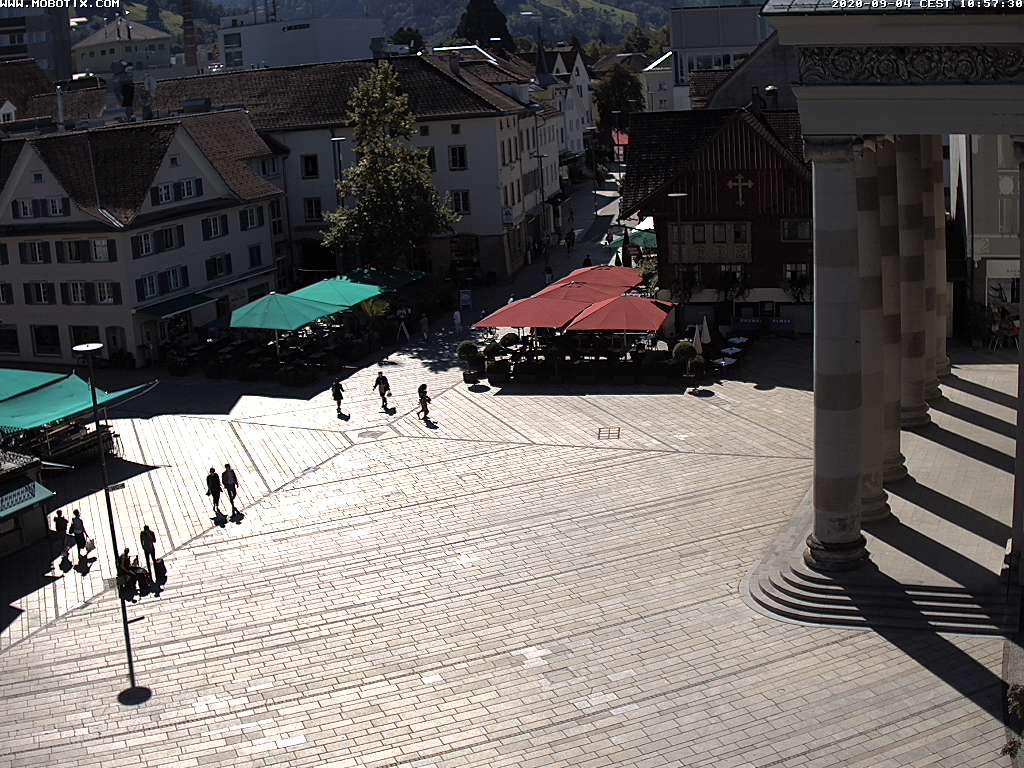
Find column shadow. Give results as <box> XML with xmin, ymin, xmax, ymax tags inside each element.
<box><xmin>886</xmin><ymin>478</ymin><xmax>1011</xmax><ymax>548</ymax></box>
<box><xmin>0</xmin><ymin>537</ymin><xmax>60</xmax><ymax>634</ymax></box>
<box><xmin>942</xmin><ymin>374</ymin><xmax>1018</xmax><ymax>412</ymax></box>
<box><xmin>915</xmin><ymin>422</ymin><xmax>1014</xmax><ymax>474</ymax></box>
<box><xmin>929</xmin><ymin>398</ymin><xmax>1017</xmax><ymax>440</ymax></box>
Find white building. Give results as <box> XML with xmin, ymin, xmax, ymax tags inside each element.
<box><xmin>668</xmin><ymin>0</ymin><xmax>771</xmax><ymax>110</ymax></box>
<box><xmin>0</xmin><ymin>110</ymin><xmax>286</xmax><ymax>367</ymax></box>
<box><xmin>640</xmin><ymin>51</ymin><xmax>676</xmax><ymax>113</ymax></box>
<box><xmin>72</xmin><ymin>18</ymin><xmax>171</xmax><ymax>77</ymax></box>
<box><xmin>156</xmin><ymin>55</ymin><xmax>563</xmax><ymax>282</ymax></box>
<box><xmin>218</xmin><ymin>14</ymin><xmax>384</xmax><ymax>70</ymax></box>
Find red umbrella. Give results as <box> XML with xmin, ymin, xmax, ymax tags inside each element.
<box><xmin>553</xmin><ymin>266</ymin><xmax>642</xmax><ymax>290</ymax></box>
<box><xmin>474</xmin><ymin>296</ymin><xmax>591</xmax><ymax>329</ymax></box>
<box><xmin>564</xmin><ymin>295</ymin><xmax>674</xmax><ymax>333</ymax></box>
<box><xmin>535</xmin><ymin>280</ymin><xmax>624</xmax><ymax>303</ymax></box>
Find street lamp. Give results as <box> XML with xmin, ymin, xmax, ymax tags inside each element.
<box><xmin>72</xmin><ymin>342</ymin><xmax>149</xmax><ymax>705</ymax></box>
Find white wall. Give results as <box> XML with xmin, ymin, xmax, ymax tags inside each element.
<box><xmin>219</xmin><ymin>17</ymin><xmax>383</xmax><ymax>69</ymax></box>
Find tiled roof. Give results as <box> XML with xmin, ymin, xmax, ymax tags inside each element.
<box><xmin>762</xmin><ymin>0</ymin><xmax>1011</xmax><ymax>11</ymax></box>
<box><xmin>155</xmin><ymin>55</ymin><xmax>525</xmax><ymax>132</ymax></box>
<box><xmin>24</xmin><ymin>87</ymin><xmax>107</xmax><ymax>122</ymax></box>
<box><xmin>180</xmin><ymin>111</ymin><xmax>280</xmax><ymax>202</ymax></box>
<box><xmin>0</xmin><ymin>59</ymin><xmax>52</xmax><ymax>113</ymax></box>
<box><xmin>460</xmin><ymin>59</ymin><xmax>529</xmax><ymax>85</ymax></box>
<box><xmin>758</xmin><ymin>110</ymin><xmax>804</xmax><ymax>161</ymax></box>
<box><xmin>73</xmin><ymin>19</ymin><xmax>170</xmax><ymax>50</ymax></box>
<box><xmin>592</xmin><ymin>53</ymin><xmax>652</xmax><ymax>73</ymax></box>
<box><xmin>688</xmin><ymin>70</ymin><xmax>733</xmax><ymax>102</ymax></box>
<box><xmin>0</xmin><ymin>139</ymin><xmax>24</xmax><ymax>191</ymax></box>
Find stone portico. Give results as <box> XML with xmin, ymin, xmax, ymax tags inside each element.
<box><xmin>750</xmin><ymin>4</ymin><xmax>1024</xmax><ymax>623</ymax></box>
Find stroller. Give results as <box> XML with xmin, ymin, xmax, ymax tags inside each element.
<box><xmin>118</xmin><ymin>557</ymin><xmax>155</xmax><ymax>600</ymax></box>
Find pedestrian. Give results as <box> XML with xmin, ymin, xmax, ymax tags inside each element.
<box><xmin>582</xmin><ymin>254</ymin><xmax>593</xmax><ymax>267</ymax></box>
<box><xmin>565</xmin><ymin>229</ymin><xmax>576</xmax><ymax>254</ymax></box>
<box><xmin>416</xmin><ymin>383</ymin><xmax>431</xmax><ymax>421</ymax></box>
<box><xmin>452</xmin><ymin>308</ymin><xmax>462</xmax><ymax>335</ymax></box>
<box><xmin>53</xmin><ymin>509</ymin><xmax>68</xmax><ymax>556</ymax></box>
<box><xmin>568</xmin><ymin>208</ymin><xmax>575</xmax><ymax>227</ymax></box>
<box><xmin>331</xmin><ymin>377</ymin><xmax>345</xmax><ymax>416</ymax></box>
<box><xmin>222</xmin><ymin>463</ymin><xmax>239</xmax><ymax>514</ymax></box>
<box><xmin>419</xmin><ymin>312</ymin><xmax>429</xmax><ymax>341</ymax></box>
<box><xmin>372</xmin><ymin>369</ymin><xmax>391</xmax><ymax>411</ymax></box>
<box><xmin>139</xmin><ymin>525</ymin><xmax>157</xmax><ymax>576</ymax></box>
<box><xmin>206</xmin><ymin>467</ymin><xmax>222</xmax><ymax>514</ymax></box>
<box><xmin>70</xmin><ymin>509</ymin><xmax>87</xmax><ymax>557</ymax></box>
<box><xmin>544</xmin><ymin>265</ymin><xmax>553</xmax><ymax>285</ymax></box>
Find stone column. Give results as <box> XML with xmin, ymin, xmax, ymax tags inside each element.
<box><xmin>878</xmin><ymin>140</ymin><xmax>908</xmax><ymax>482</ymax></box>
<box><xmin>805</xmin><ymin>136</ymin><xmax>868</xmax><ymax>571</ymax></box>
<box><xmin>932</xmin><ymin>135</ymin><xmax>951</xmax><ymax>377</ymax></box>
<box><xmin>856</xmin><ymin>141</ymin><xmax>889</xmax><ymax>521</ymax></box>
<box><xmin>920</xmin><ymin>137</ymin><xmax>941</xmax><ymax>401</ymax></box>
<box><xmin>896</xmin><ymin>136</ymin><xmax>931</xmax><ymax>428</ymax></box>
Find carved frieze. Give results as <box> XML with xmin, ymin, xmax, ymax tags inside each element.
<box><xmin>799</xmin><ymin>46</ymin><xmax>1024</xmax><ymax>86</ymax></box>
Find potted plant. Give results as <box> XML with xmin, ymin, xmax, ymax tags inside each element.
<box><xmin>499</xmin><ymin>332</ymin><xmax>520</xmax><ymax>349</ymax></box>
<box><xmin>457</xmin><ymin>341</ymin><xmax>483</xmax><ymax>383</ymax></box>
<box><xmin>688</xmin><ymin>354</ymin><xmax>706</xmax><ymax>383</ymax></box>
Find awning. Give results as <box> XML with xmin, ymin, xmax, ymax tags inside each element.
<box><xmin>230</xmin><ymin>292</ymin><xmax>340</xmax><ymax>331</ymax></box>
<box><xmin>137</xmin><ymin>293</ymin><xmax>216</xmax><ymax>320</ymax></box>
<box><xmin>0</xmin><ymin>480</ymin><xmax>55</xmax><ymax>520</ymax></box>
<box><xmin>0</xmin><ymin>373</ymin><xmax>157</xmax><ymax>434</ymax></box>
<box><xmin>474</xmin><ymin>296</ymin><xmax>591</xmax><ymax>330</ymax></box>
<box><xmin>290</xmin><ymin>278</ymin><xmax>384</xmax><ymax>308</ymax></box>
<box><xmin>565</xmin><ymin>295</ymin><xmax>674</xmax><ymax>333</ymax></box>
<box><xmin>0</xmin><ymin>369</ymin><xmax>65</xmax><ymax>402</ymax></box>
<box><xmin>553</xmin><ymin>266</ymin><xmax>643</xmax><ymax>291</ymax></box>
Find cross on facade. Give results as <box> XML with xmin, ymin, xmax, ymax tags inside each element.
<box><xmin>727</xmin><ymin>174</ymin><xmax>754</xmax><ymax>207</ymax></box>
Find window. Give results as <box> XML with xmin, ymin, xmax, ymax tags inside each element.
<box><xmin>169</xmin><ymin>155</ymin><xmax>180</xmax><ymax>167</ymax></box>
<box><xmin>96</xmin><ymin>281</ymin><xmax>118</xmax><ymax>304</ymax></box>
<box><xmin>781</xmin><ymin>219</ymin><xmax>812</xmax><ymax>242</ymax></box>
<box><xmin>500</xmin><ymin>142</ymin><xmax>506</xmax><ymax>166</ymax></box>
<box><xmin>712</xmin><ymin>223</ymin><xmax>727</xmax><ymax>244</ymax></box>
<box><xmin>258</xmin><ymin>157</ymin><xmax>277</xmax><ymax>176</ymax></box>
<box><xmin>239</xmin><ymin>206</ymin><xmax>264</xmax><ymax>230</ymax></box>
<box><xmin>998</xmin><ymin>197</ymin><xmax>1019</xmax><ymax>235</ymax></box>
<box><xmin>225</xmin><ymin>50</ymin><xmax>243</xmax><ymax>67</ymax></box>
<box><xmin>692</xmin><ymin>224</ymin><xmax>706</xmax><ymax>244</ymax></box>
<box><xmin>732</xmin><ymin>223</ymin><xmax>748</xmax><ymax>244</ymax></box>
<box><xmin>301</xmin><ymin>154</ymin><xmax>319</xmax><ymax>179</ymax></box>
<box><xmin>25</xmin><ymin>282</ymin><xmax>54</xmax><ymax>304</ymax></box>
<box><xmin>202</xmin><ymin>215</ymin><xmax>228</xmax><ymax>240</ymax></box>
<box><xmin>32</xmin><ymin>172</ymin><xmax>42</xmax><ymax>184</ymax></box>
<box><xmin>449</xmin><ymin>146</ymin><xmax>467</xmax><ymax>171</ymax></box>
<box><xmin>166</xmin><ymin>268</ymin><xmax>182</xmax><ymax>292</ymax></box>
<box><xmin>0</xmin><ymin>325</ymin><xmax>17</xmax><ymax>354</ymax></box>
<box><xmin>0</xmin><ymin>283</ymin><xmax>11</xmax><ymax>304</ymax></box>
<box><xmin>249</xmin><ymin>244</ymin><xmax>262</xmax><ymax>267</ymax></box>
<box><xmin>720</xmin><ymin>263</ymin><xmax>744</xmax><ymax>281</ymax></box>
<box><xmin>31</xmin><ymin>325</ymin><xmax>60</xmax><ymax>356</ymax></box>
<box><xmin>304</xmin><ymin>198</ymin><xmax>323</xmax><ymax>222</ymax></box>
<box><xmin>451</xmin><ymin>123</ymin><xmax>461</xmax><ymax>135</ymax></box>
<box><xmin>20</xmin><ymin>241</ymin><xmax>50</xmax><ymax>264</ymax></box>
<box><xmin>12</xmin><ymin>199</ymin><xmax>31</xmax><ymax>218</ymax></box>
<box><xmin>141</xmin><ymin>274</ymin><xmax>158</xmax><ymax>299</ymax></box>
<box><xmin>205</xmin><ymin>254</ymin><xmax>231</xmax><ymax>280</ymax></box>
<box><xmin>784</xmin><ymin>262</ymin><xmax>810</xmax><ymax>283</ymax></box>
<box><xmin>270</xmin><ymin>199</ymin><xmax>283</xmax><ymax>236</ymax></box>
<box><xmin>224</xmin><ymin>32</ymin><xmax>241</xmax><ymax>46</ymax></box>
<box><xmin>68</xmin><ymin>281</ymin><xmax>87</xmax><ymax>304</ymax></box>
<box><xmin>425</xmin><ymin>147</ymin><xmax>435</xmax><ymax>172</ymax></box>
<box><xmin>419</xmin><ymin>125</ymin><xmax>429</xmax><ymax>136</ymax></box>
<box><xmin>450</xmin><ymin>190</ymin><xmax>470</xmax><ymax>215</ymax></box>
<box><xmin>138</xmin><ymin>232</ymin><xmax>153</xmax><ymax>256</ymax></box>
<box><xmin>91</xmin><ymin>239</ymin><xmax>110</xmax><ymax>261</ymax></box>
<box><xmin>70</xmin><ymin>326</ymin><xmax>100</xmax><ymax>347</ymax></box>
<box><xmin>157</xmin><ymin>184</ymin><xmax>173</xmax><ymax>204</ymax></box>
<box><xmin>181</xmin><ymin>178</ymin><xmax>198</xmax><ymax>199</ymax></box>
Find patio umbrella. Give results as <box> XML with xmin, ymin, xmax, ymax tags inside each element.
<box><xmin>701</xmin><ymin>315</ymin><xmax>712</xmax><ymax>345</ymax></box>
<box><xmin>605</xmin><ymin>230</ymin><xmax>658</xmax><ymax>250</ymax></box>
<box><xmin>474</xmin><ymin>296</ymin><xmax>591</xmax><ymax>330</ymax></box>
<box><xmin>693</xmin><ymin>326</ymin><xmax>704</xmax><ymax>357</ymax></box>
<box><xmin>230</xmin><ymin>292</ymin><xmax>341</xmax><ymax>356</ymax></box>
<box><xmin>564</xmin><ymin>295</ymin><xmax>674</xmax><ymax>333</ymax></box>
<box><xmin>535</xmin><ymin>281</ymin><xmax>624</xmax><ymax>304</ymax></box>
<box><xmin>290</xmin><ymin>277</ymin><xmax>384</xmax><ymax>308</ymax></box>
<box><xmin>553</xmin><ymin>266</ymin><xmax>643</xmax><ymax>291</ymax></box>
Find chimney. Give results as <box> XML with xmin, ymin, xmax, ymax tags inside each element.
<box><xmin>448</xmin><ymin>54</ymin><xmax>460</xmax><ymax>79</ymax></box>
<box><xmin>55</xmin><ymin>85</ymin><xmax>64</xmax><ymax>128</ymax></box>
<box><xmin>764</xmin><ymin>84</ymin><xmax>779</xmax><ymax>110</ymax></box>
<box><xmin>183</xmin><ymin>0</ymin><xmax>197</xmax><ymax>67</ymax></box>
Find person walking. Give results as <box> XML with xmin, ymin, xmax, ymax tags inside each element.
<box><xmin>53</xmin><ymin>510</ymin><xmax>68</xmax><ymax>557</ymax></box>
<box><xmin>206</xmin><ymin>467</ymin><xmax>222</xmax><ymax>515</ymax></box>
<box><xmin>582</xmin><ymin>254</ymin><xmax>593</xmax><ymax>267</ymax></box>
<box><xmin>139</xmin><ymin>525</ymin><xmax>157</xmax><ymax>577</ymax></box>
<box><xmin>416</xmin><ymin>384</ymin><xmax>431</xmax><ymax>421</ymax></box>
<box><xmin>452</xmin><ymin>308</ymin><xmax>462</xmax><ymax>335</ymax></box>
<box><xmin>544</xmin><ymin>264</ymin><xmax>554</xmax><ymax>285</ymax></box>
<box><xmin>565</xmin><ymin>228</ymin><xmax>576</xmax><ymax>254</ymax></box>
<box><xmin>70</xmin><ymin>510</ymin><xmax>87</xmax><ymax>558</ymax></box>
<box><xmin>331</xmin><ymin>378</ymin><xmax>345</xmax><ymax>417</ymax></box>
<box><xmin>419</xmin><ymin>313</ymin><xmax>429</xmax><ymax>341</ymax></box>
<box><xmin>372</xmin><ymin>370</ymin><xmax>391</xmax><ymax>411</ymax></box>
<box><xmin>222</xmin><ymin>464</ymin><xmax>239</xmax><ymax>514</ymax></box>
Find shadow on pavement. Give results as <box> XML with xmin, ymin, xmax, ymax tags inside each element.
<box><xmin>942</xmin><ymin>373</ymin><xmax>1018</xmax><ymax>412</ymax></box>
<box><xmin>887</xmin><ymin>478</ymin><xmax>1011</xmax><ymax>548</ymax></box>
<box><xmin>0</xmin><ymin>537</ymin><xmax>61</xmax><ymax>635</ymax></box>
<box><xmin>42</xmin><ymin>457</ymin><xmax>162</xmax><ymax>509</ymax></box>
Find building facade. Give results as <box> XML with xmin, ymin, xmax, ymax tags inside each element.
<box><xmin>72</xmin><ymin>19</ymin><xmax>172</xmax><ymax>76</ymax></box>
<box><xmin>0</xmin><ymin>111</ymin><xmax>285</xmax><ymax>367</ymax></box>
<box><xmin>0</xmin><ymin>7</ymin><xmax>71</xmax><ymax>81</ymax></box>
<box><xmin>218</xmin><ymin>14</ymin><xmax>384</xmax><ymax>70</ymax></box>
<box><xmin>640</xmin><ymin>52</ymin><xmax>676</xmax><ymax>113</ymax></box>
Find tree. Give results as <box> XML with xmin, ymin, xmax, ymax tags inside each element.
<box><xmin>391</xmin><ymin>26</ymin><xmax>425</xmax><ymax>54</ymax></box>
<box><xmin>455</xmin><ymin>0</ymin><xmax>514</xmax><ymax>51</ymax></box>
<box><xmin>145</xmin><ymin>0</ymin><xmax>161</xmax><ymax>24</ymax></box>
<box><xmin>593</xmin><ymin>63</ymin><xmax>644</xmax><ymax>142</ymax></box>
<box><xmin>623</xmin><ymin>25</ymin><xmax>651</xmax><ymax>54</ymax></box>
<box><xmin>321</xmin><ymin>63</ymin><xmax>456</xmax><ymax>271</ymax></box>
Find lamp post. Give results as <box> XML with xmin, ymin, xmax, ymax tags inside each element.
<box><xmin>72</xmin><ymin>342</ymin><xmax>149</xmax><ymax>705</ymax></box>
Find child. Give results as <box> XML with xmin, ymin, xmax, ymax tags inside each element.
<box><xmin>417</xmin><ymin>384</ymin><xmax>431</xmax><ymax>421</ymax></box>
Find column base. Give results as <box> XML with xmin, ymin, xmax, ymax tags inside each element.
<box><xmin>924</xmin><ymin>380</ymin><xmax>943</xmax><ymax>402</ymax></box>
<box><xmin>804</xmin><ymin>534</ymin><xmax>868</xmax><ymax>572</ymax></box>
<box><xmin>861</xmin><ymin>491</ymin><xmax>891</xmax><ymax>523</ymax></box>
<box><xmin>936</xmin><ymin>356</ymin><xmax>951</xmax><ymax>377</ymax></box>
<box><xmin>883</xmin><ymin>454</ymin><xmax>909</xmax><ymax>484</ymax></box>
<box><xmin>900</xmin><ymin>404</ymin><xmax>931</xmax><ymax>429</ymax></box>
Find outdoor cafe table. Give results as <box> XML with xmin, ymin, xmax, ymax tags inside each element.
<box><xmin>714</xmin><ymin>357</ymin><xmax>737</xmax><ymax>368</ymax></box>
<box><xmin>720</xmin><ymin>347</ymin><xmax>743</xmax><ymax>356</ymax></box>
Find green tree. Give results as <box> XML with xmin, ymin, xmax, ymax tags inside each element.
<box><xmin>593</xmin><ymin>63</ymin><xmax>644</xmax><ymax>141</ymax></box>
<box><xmin>391</xmin><ymin>26</ymin><xmax>425</xmax><ymax>53</ymax></box>
<box><xmin>321</xmin><ymin>62</ymin><xmax>456</xmax><ymax>270</ymax></box>
<box><xmin>455</xmin><ymin>0</ymin><xmax>514</xmax><ymax>50</ymax></box>
<box><xmin>623</xmin><ymin>25</ymin><xmax>651</xmax><ymax>54</ymax></box>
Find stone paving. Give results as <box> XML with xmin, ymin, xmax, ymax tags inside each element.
<box><xmin>0</xmin><ymin>331</ymin><xmax>1017</xmax><ymax>767</ymax></box>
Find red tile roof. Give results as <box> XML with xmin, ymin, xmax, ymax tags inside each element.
<box><xmin>0</xmin><ymin>59</ymin><xmax>53</xmax><ymax>114</ymax></box>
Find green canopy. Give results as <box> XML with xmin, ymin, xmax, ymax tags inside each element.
<box><xmin>606</xmin><ymin>230</ymin><xmax>658</xmax><ymax>250</ymax></box>
<box><xmin>230</xmin><ymin>292</ymin><xmax>341</xmax><ymax>331</ymax></box>
<box><xmin>0</xmin><ymin>373</ymin><xmax>155</xmax><ymax>434</ymax></box>
<box><xmin>289</xmin><ymin>278</ymin><xmax>384</xmax><ymax>308</ymax></box>
<box><xmin>0</xmin><ymin>369</ymin><xmax>65</xmax><ymax>402</ymax></box>
<box><xmin>345</xmin><ymin>266</ymin><xmax>426</xmax><ymax>289</ymax></box>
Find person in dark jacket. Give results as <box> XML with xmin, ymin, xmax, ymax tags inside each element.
<box><xmin>416</xmin><ymin>384</ymin><xmax>431</xmax><ymax>421</ymax></box>
<box><xmin>222</xmin><ymin>464</ymin><xmax>239</xmax><ymax>513</ymax></box>
<box><xmin>206</xmin><ymin>467</ymin><xmax>222</xmax><ymax>514</ymax></box>
<box><xmin>372</xmin><ymin>370</ymin><xmax>391</xmax><ymax>411</ymax></box>
<box><xmin>331</xmin><ymin>378</ymin><xmax>345</xmax><ymax>417</ymax></box>
<box><xmin>139</xmin><ymin>525</ymin><xmax>157</xmax><ymax>576</ymax></box>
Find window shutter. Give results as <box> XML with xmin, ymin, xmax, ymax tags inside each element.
<box><xmin>31</xmin><ymin>199</ymin><xmax>41</xmax><ymax>217</ymax></box>
<box><xmin>11</xmin><ymin>201</ymin><xmax>19</xmax><ymax>219</ymax></box>
<box><xmin>205</xmin><ymin>257</ymin><xmax>216</xmax><ymax>280</ymax></box>
<box><xmin>107</xmin><ymin>240</ymin><xmax>117</xmax><ymax>261</ymax></box>
<box><xmin>55</xmin><ymin>241</ymin><xmax>66</xmax><ymax>263</ymax></box>
<box><xmin>60</xmin><ymin>283</ymin><xmax>69</xmax><ymax>304</ymax></box>
<box><xmin>131</xmin><ymin>235</ymin><xmax>141</xmax><ymax>259</ymax></box>
<box><xmin>220</xmin><ymin>214</ymin><xmax>228</xmax><ymax>235</ymax></box>
<box><xmin>112</xmin><ymin>283</ymin><xmax>122</xmax><ymax>304</ymax></box>
<box><xmin>18</xmin><ymin>243</ymin><xmax>27</xmax><ymax>263</ymax></box>
<box><xmin>40</xmin><ymin>242</ymin><xmax>51</xmax><ymax>263</ymax></box>
<box><xmin>238</xmin><ymin>210</ymin><xmax>247</xmax><ymax>231</ymax></box>
<box><xmin>224</xmin><ymin>253</ymin><xmax>232</xmax><ymax>275</ymax></box>
<box><xmin>176</xmin><ymin>225</ymin><xmax>184</xmax><ymax>248</ymax></box>
<box><xmin>256</xmin><ymin>206</ymin><xmax>264</xmax><ymax>227</ymax></box>
<box><xmin>135</xmin><ymin>278</ymin><xmax>145</xmax><ymax>302</ymax></box>
<box><xmin>173</xmin><ymin>182</ymin><xmax>183</xmax><ymax>200</ymax></box>
<box><xmin>46</xmin><ymin>282</ymin><xmax>55</xmax><ymax>304</ymax></box>
<box><xmin>150</xmin><ymin>187</ymin><xmax>160</xmax><ymax>206</ymax></box>
<box><xmin>179</xmin><ymin>265</ymin><xmax>189</xmax><ymax>287</ymax></box>
<box><xmin>23</xmin><ymin>284</ymin><xmax>32</xmax><ymax>304</ymax></box>
<box><xmin>0</xmin><ymin>244</ymin><xmax>7</xmax><ymax>265</ymax></box>
<box><xmin>157</xmin><ymin>272</ymin><xmax>170</xmax><ymax>295</ymax></box>
<box><xmin>202</xmin><ymin>218</ymin><xmax>211</xmax><ymax>240</ymax></box>
<box><xmin>78</xmin><ymin>240</ymin><xmax>90</xmax><ymax>261</ymax></box>
<box><xmin>194</xmin><ymin>178</ymin><xmax>203</xmax><ymax>196</ymax></box>
<box><xmin>1</xmin><ymin>284</ymin><xmax>10</xmax><ymax>304</ymax></box>
<box><xmin>85</xmin><ymin>283</ymin><xmax>97</xmax><ymax>305</ymax></box>
<box><xmin>61</xmin><ymin>197</ymin><xmax>69</xmax><ymax>216</ymax></box>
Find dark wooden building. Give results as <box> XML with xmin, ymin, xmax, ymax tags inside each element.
<box><xmin>620</xmin><ymin>108</ymin><xmax>813</xmax><ymax>333</ymax></box>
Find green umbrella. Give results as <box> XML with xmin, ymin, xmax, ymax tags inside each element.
<box><xmin>231</xmin><ymin>292</ymin><xmax>342</xmax><ymax>357</ymax></box>
<box><xmin>290</xmin><ymin>277</ymin><xmax>384</xmax><ymax>308</ymax></box>
<box><xmin>606</xmin><ymin>230</ymin><xmax>658</xmax><ymax>250</ymax></box>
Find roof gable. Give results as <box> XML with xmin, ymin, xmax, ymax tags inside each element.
<box><xmin>73</xmin><ymin>19</ymin><xmax>170</xmax><ymax>50</ymax></box>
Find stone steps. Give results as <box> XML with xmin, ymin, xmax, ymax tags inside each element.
<box><xmin>749</xmin><ymin>564</ymin><xmax>1019</xmax><ymax>636</ymax></box>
